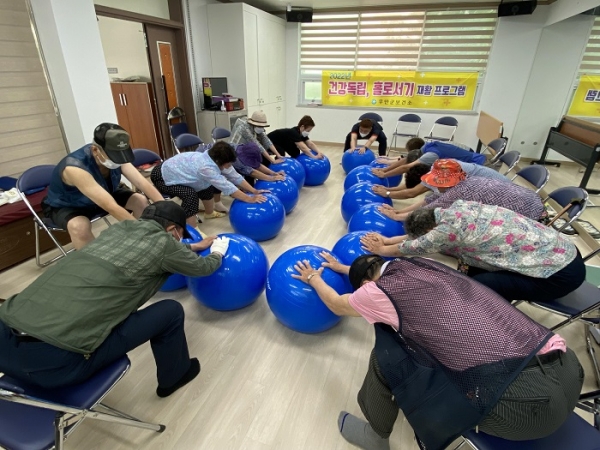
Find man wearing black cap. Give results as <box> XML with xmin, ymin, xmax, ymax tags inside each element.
<box><xmin>292</xmin><ymin>253</ymin><xmax>583</xmax><ymax>450</ymax></box>
<box><xmin>42</xmin><ymin>123</ymin><xmax>165</xmax><ymax>249</ymax></box>
<box><xmin>0</xmin><ymin>202</ymin><xmax>228</xmax><ymax>397</ymax></box>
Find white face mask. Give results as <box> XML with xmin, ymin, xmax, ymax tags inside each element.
<box><xmin>100</xmin><ymin>158</ymin><xmax>122</xmax><ymax>170</ymax></box>
<box><xmin>301</xmin><ymin>130</ymin><xmax>310</xmax><ymax>138</ymax></box>
<box><xmin>359</xmin><ymin>132</ymin><xmax>369</xmax><ymax>138</ymax></box>
<box><xmin>254</xmin><ymin>127</ymin><xmax>265</xmax><ymax>135</ymax></box>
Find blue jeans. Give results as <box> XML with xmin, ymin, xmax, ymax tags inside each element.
<box><xmin>0</xmin><ymin>300</ymin><xmax>191</xmax><ymax>389</ymax></box>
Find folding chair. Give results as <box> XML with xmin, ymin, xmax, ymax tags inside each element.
<box><xmin>426</xmin><ymin>116</ymin><xmax>458</xmax><ymax>142</ymax></box>
<box><xmin>174</xmin><ymin>133</ymin><xmax>202</xmax><ymax>153</ymax></box>
<box><xmin>510</xmin><ymin>165</ymin><xmax>550</xmax><ymax>193</ymax></box>
<box><xmin>544</xmin><ymin>186</ymin><xmax>589</xmax><ymax>232</ymax></box>
<box><xmin>358</xmin><ymin>112</ymin><xmax>383</xmax><ymax>124</ymax></box>
<box><xmin>211</xmin><ymin>126</ymin><xmax>231</xmax><ymax>143</ymax></box>
<box><xmin>0</xmin><ymin>356</ymin><xmax>165</xmax><ymax>450</ymax></box>
<box><xmin>132</xmin><ymin>148</ymin><xmax>162</xmax><ymax>168</ymax></box>
<box><xmin>455</xmin><ymin>390</ymin><xmax>600</xmax><ymax>450</ymax></box>
<box><xmin>497</xmin><ymin>151</ymin><xmax>520</xmax><ymax>175</ymax></box>
<box><xmin>389</xmin><ymin>113</ymin><xmax>421</xmax><ymax>155</ymax></box>
<box><xmin>16</xmin><ymin>165</ymin><xmax>111</xmax><ymax>268</ymax></box>
<box><xmin>485</xmin><ymin>138</ymin><xmax>508</xmax><ymax>164</ymax></box>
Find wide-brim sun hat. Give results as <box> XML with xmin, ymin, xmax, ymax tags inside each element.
<box><xmin>247</xmin><ymin>110</ymin><xmax>269</xmax><ymax>127</ymax></box>
<box><xmin>420</xmin><ymin>158</ymin><xmax>466</xmax><ymax>188</ymax></box>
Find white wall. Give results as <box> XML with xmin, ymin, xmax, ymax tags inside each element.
<box><xmin>98</xmin><ymin>16</ymin><xmax>151</xmax><ymax>81</ymax></box>
<box><xmin>30</xmin><ymin>0</ymin><xmax>117</xmax><ymax>151</ymax></box>
<box><xmin>94</xmin><ymin>0</ymin><xmax>170</xmax><ymax>19</ymax></box>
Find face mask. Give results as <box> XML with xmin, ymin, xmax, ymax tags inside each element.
<box><xmin>254</xmin><ymin>127</ymin><xmax>265</xmax><ymax>135</ymax></box>
<box><xmin>359</xmin><ymin>132</ymin><xmax>369</xmax><ymax>138</ymax></box>
<box><xmin>99</xmin><ymin>154</ymin><xmax>122</xmax><ymax>170</ymax></box>
<box><xmin>301</xmin><ymin>131</ymin><xmax>310</xmax><ymax>138</ymax></box>
<box><xmin>173</xmin><ymin>229</ymin><xmax>183</xmax><ymax>242</ymax></box>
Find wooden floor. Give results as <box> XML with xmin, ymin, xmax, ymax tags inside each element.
<box><xmin>1</xmin><ymin>145</ymin><xmax>600</xmax><ymax>450</ymax></box>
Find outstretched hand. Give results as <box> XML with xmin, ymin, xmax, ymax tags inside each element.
<box><xmin>371</xmin><ymin>168</ymin><xmax>386</xmax><ymax>178</ymax></box>
<box><xmin>319</xmin><ymin>251</ymin><xmax>346</xmax><ymax>273</ymax></box>
<box><xmin>291</xmin><ymin>260</ymin><xmax>324</xmax><ymax>284</ymax></box>
<box><xmin>357</xmin><ymin>146</ymin><xmax>367</xmax><ymax>155</ymax></box>
<box><xmin>250</xmin><ymin>194</ymin><xmax>268</xmax><ymax>203</ymax></box>
<box><xmin>190</xmin><ymin>236</ymin><xmax>216</xmax><ymax>252</ymax></box>
<box><xmin>372</xmin><ymin>185</ymin><xmax>388</xmax><ymax>196</ymax></box>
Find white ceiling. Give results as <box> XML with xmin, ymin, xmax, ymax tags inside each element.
<box><xmin>240</xmin><ymin>0</ymin><xmax>502</xmax><ymax>13</ymax></box>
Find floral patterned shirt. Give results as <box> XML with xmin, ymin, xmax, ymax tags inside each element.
<box><xmin>398</xmin><ymin>200</ymin><xmax>577</xmax><ymax>278</ymax></box>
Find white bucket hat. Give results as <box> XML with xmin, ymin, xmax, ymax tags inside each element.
<box><xmin>247</xmin><ymin>110</ymin><xmax>270</xmax><ymax>127</ymax></box>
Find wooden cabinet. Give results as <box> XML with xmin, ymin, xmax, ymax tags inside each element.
<box><xmin>110</xmin><ymin>82</ymin><xmax>161</xmax><ymax>154</ymax></box>
<box><xmin>207</xmin><ymin>3</ymin><xmax>286</xmax><ymax>129</ymax></box>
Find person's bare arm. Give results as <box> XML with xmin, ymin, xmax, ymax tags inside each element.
<box><xmin>296</xmin><ymin>141</ymin><xmax>319</xmax><ymax>158</ymax></box>
<box><xmin>350</xmin><ymin>133</ymin><xmax>358</xmax><ymax>150</ymax></box>
<box><xmin>62</xmin><ymin>167</ymin><xmax>134</xmax><ymax>221</ymax></box>
<box><xmin>305</xmin><ymin>140</ymin><xmax>323</xmax><ymax>158</ymax></box>
<box><xmin>120</xmin><ymin>163</ymin><xmax>164</xmax><ymax>202</ymax></box>
<box><xmin>251</xmin><ymin>169</ymin><xmax>284</xmax><ymax>181</ymax></box>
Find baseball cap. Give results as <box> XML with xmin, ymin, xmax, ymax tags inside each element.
<box><xmin>93</xmin><ymin>123</ymin><xmax>134</xmax><ymax>165</ymax></box>
<box><xmin>348</xmin><ymin>255</ymin><xmax>384</xmax><ymax>291</ymax></box>
<box><xmin>140</xmin><ymin>201</ymin><xmax>192</xmax><ymax>239</ymax></box>
<box><xmin>236</xmin><ymin>142</ymin><xmax>262</xmax><ymax>169</ymax></box>
<box><xmin>420</xmin><ymin>159</ymin><xmax>466</xmax><ymax>188</ymax></box>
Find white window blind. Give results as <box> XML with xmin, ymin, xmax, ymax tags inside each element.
<box><xmin>300</xmin><ymin>8</ymin><xmax>497</xmax><ymax>72</ymax></box>
<box><xmin>579</xmin><ymin>16</ymin><xmax>600</xmax><ymax>74</ymax></box>
<box><xmin>0</xmin><ymin>0</ymin><xmax>67</xmax><ymax>178</ymax></box>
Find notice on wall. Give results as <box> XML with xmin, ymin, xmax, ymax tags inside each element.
<box><xmin>321</xmin><ymin>71</ymin><xmax>478</xmax><ymax>110</ymax></box>
<box><xmin>568</xmin><ymin>75</ymin><xmax>600</xmax><ymax>117</ymax></box>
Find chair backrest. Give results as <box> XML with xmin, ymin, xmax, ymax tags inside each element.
<box><xmin>211</xmin><ymin>126</ymin><xmax>231</xmax><ymax>142</ymax></box>
<box><xmin>435</xmin><ymin>116</ymin><xmax>458</xmax><ymax>127</ymax></box>
<box><xmin>394</xmin><ymin>113</ymin><xmax>422</xmax><ymax>138</ymax></box>
<box><xmin>175</xmin><ymin>133</ymin><xmax>202</xmax><ymax>151</ymax></box>
<box><xmin>511</xmin><ymin>165</ymin><xmax>549</xmax><ymax>193</ymax></box>
<box><xmin>170</xmin><ymin>122</ymin><xmax>189</xmax><ymax>140</ymax></box>
<box><xmin>399</xmin><ymin>113</ymin><xmax>421</xmax><ymax>123</ymax></box>
<box><xmin>16</xmin><ymin>165</ymin><xmax>55</xmax><ymax>194</ymax></box>
<box><xmin>359</xmin><ymin>112</ymin><xmax>383</xmax><ymax>123</ymax></box>
<box><xmin>132</xmin><ymin>149</ymin><xmax>162</xmax><ymax>167</ymax></box>
<box><xmin>428</xmin><ymin>116</ymin><xmax>458</xmax><ymax>141</ymax></box>
<box><xmin>546</xmin><ymin>186</ymin><xmax>589</xmax><ymax>222</ymax></box>
<box><xmin>498</xmin><ymin>150</ymin><xmax>520</xmax><ymax>174</ymax></box>
<box><xmin>487</xmin><ymin>138</ymin><xmax>508</xmax><ymax>164</ymax></box>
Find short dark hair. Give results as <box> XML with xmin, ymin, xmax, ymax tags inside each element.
<box><xmin>348</xmin><ymin>255</ymin><xmax>384</xmax><ymax>291</ymax></box>
<box><xmin>298</xmin><ymin>115</ymin><xmax>315</xmax><ymax>128</ymax></box>
<box><xmin>208</xmin><ymin>141</ymin><xmax>237</xmax><ymax>167</ymax></box>
<box><xmin>405</xmin><ymin>164</ymin><xmax>431</xmax><ymax>189</ymax></box>
<box><xmin>406</xmin><ymin>137</ymin><xmax>425</xmax><ymax>151</ymax></box>
<box><xmin>405</xmin><ymin>149</ymin><xmax>423</xmax><ymax>164</ymax></box>
<box><xmin>358</xmin><ymin>119</ymin><xmax>373</xmax><ymax>129</ymax></box>
<box><xmin>405</xmin><ymin>208</ymin><xmax>437</xmax><ymax>239</ymax></box>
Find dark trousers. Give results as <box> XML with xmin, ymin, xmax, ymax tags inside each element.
<box><xmin>0</xmin><ymin>300</ymin><xmax>191</xmax><ymax>389</ymax></box>
<box><xmin>358</xmin><ymin>348</ymin><xmax>583</xmax><ymax>441</ymax></box>
<box><xmin>468</xmin><ymin>251</ymin><xmax>586</xmax><ymax>302</ymax></box>
<box><xmin>344</xmin><ymin>132</ymin><xmax>388</xmax><ymax>156</ymax></box>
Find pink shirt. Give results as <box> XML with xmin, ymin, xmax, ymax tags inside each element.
<box><xmin>348</xmin><ymin>280</ymin><xmax>566</xmax><ymax>355</ymax></box>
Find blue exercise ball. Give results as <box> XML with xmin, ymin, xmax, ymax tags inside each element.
<box><xmin>341</xmin><ymin>182</ymin><xmax>393</xmax><ymax>223</ymax></box>
<box><xmin>255</xmin><ymin>177</ymin><xmax>299</xmax><ymax>215</ymax></box>
<box><xmin>331</xmin><ymin>231</ymin><xmax>373</xmax><ymax>293</ymax></box>
<box><xmin>276</xmin><ymin>157</ymin><xmax>306</xmax><ymax>189</ymax></box>
<box><xmin>369</xmin><ymin>160</ymin><xmax>402</xmax><ymax>188</ymax></box>
<box><xmin>348</xmin><ymin>203</ymin><xmax>405</xmax><ymax>237</ymax></box>
<box><xmin>229</xmin><ymin>194</ymin><xmax>286</xmax><ymax>242</ymax></box>
<box><xmin>341</xmin><ymin>148</ymin><xmax>376</xmax><ymax>173</ymax></box>
<box><xmin>343</xmin><ymin>166</ymin><xmax>390</xmax><ymax>192</ymax></box>
<box><xmin>187</xmin><ymin>233</ymin><xmax>269</xmax><ymax>311</ymax></box>
<box><xmin>297</xmin><ymin>154</ymin><xmax>331</xmax><ymax>186</ymax></box>
<box><xmin>266</xmin><ymin>245</ymin><xmax>346</xmax><ymax>333</ymax></box>
<box><xmin>160</xmin><ymin>225</ymin><xmax>203</xmax><ymax>292</ymax></box>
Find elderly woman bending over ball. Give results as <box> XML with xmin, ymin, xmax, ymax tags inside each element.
<box><xmin>361</xmin><ymin>199</ymin><xmax>585</xmax><ymax>302</ymax></box>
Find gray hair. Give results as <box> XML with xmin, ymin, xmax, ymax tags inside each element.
<box><xmin>405</xmin><ymin>208</ymin><xmax>437</xmax><ymax>238</ymax></box>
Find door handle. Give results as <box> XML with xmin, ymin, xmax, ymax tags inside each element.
<box><xmin>122</xmin><ymin>94</ymin><xmax>127</xmax><ymax>106</ymax></box>
<box><xmin>119</xmin><ymin>93</ymin><xmax>124</xmax><ymax>105</ymax></box>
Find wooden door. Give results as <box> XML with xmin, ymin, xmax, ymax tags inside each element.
<box><xmin>157</xmin><ymin>42</ymin><xmax>178</xmax><ymax>111</ymax></box>
<box><xmin>145</xmin><ymin>24</ymin><xmax>196</xmax><ymax>159</ymax></box>
<box><xmin>121</xmin><ymin>83</ymin><xmax>160</xmax><ymax>153</ymax></box>
<box><xmin>110</xmin><ymin>83</ymin><xmax>130</xmax><ymax>132</ymax></box>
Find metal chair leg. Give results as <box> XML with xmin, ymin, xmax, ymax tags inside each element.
<box><xmin>587</xmin><ymin>330</ymin><xmax>600</xmax><ymax>388</ymax></box>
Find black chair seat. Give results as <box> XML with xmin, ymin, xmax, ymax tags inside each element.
<box><xmin>533</xmin><ymin>281</ymin><xmax>600</xmax><ymax>316</ymax></box>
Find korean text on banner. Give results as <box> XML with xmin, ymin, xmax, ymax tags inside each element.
<box><xmin>322</xmin><ymin>71</ymin><xmax>478</xmax><ymax>110</ymax></box>
<box><xmin>568</xmin><ymin>75</ymin><xmax>600</xmax><ymax>117</ymax></box>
